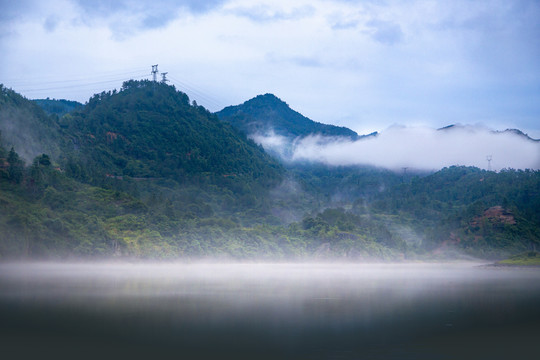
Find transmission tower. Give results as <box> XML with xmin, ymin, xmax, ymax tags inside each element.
<box><xmin>400</xmin><ymin>167</ymin><xmax>409</xmax><ymax>183</ymax></box>
<box><xmin>161</xmin><ymin>72</ymin><xmax>169</xmax><ymax>83</ymax></box>
<box><xmin>486</xmin><ymin>155</ymin><xmax>492</xmax><ymax>171</ymax></box>
<box><xmin>151</xmin><ymin>65</ymin><xmax>159</xmax><ymax>82</ymax></box>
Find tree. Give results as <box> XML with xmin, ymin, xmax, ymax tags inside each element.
<box><xmin>7</xmin><ymin>147</ymin><xmax>24</xmax><ymax>183</ymax></box>
<box><xmin>38</xmin><ymin>154</ymin><xmax>51</xmax><ymax>166</ymax></box>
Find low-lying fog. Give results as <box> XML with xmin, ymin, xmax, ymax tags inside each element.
<box><xmin>1</xmin><ymin>262</ymin><xmax>539</xmax><ymax>359</ymax></box>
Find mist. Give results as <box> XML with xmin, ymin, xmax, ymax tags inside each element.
<box><xmin>2</xmin><ymin>262</ymin><xmax>540</xmax><ymax>359</ymax></box>
<box><xmin>254</xmin><ymin>125</ymin><xmax>540</xmax><ymax>171</ymax></box>
<box><xmin>0</xmin><ymin>99</ymin><xmax>61</xmax><ymax>162</ymax></box>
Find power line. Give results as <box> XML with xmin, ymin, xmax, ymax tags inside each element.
<box><xmin>16</xmin><ymin>76</ymin><xmax>147</xmax><ymax>93</ymax></box>
<box><xmin>3</xmin><ymin>65</ymin><xmax>229</xmax><ymax>110</ymax></box>
<box><xmin>2</xmin><ymin>66</ymin><xmax>149</xmax><ymax>86</ymax></box>
<box><xmin>167</xmin><ymin>75</ymin><xmax>226</xmax><ymax>110</ymax></box>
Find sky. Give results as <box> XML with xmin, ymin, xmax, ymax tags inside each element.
<box><xmin>1</xmin><ymin>0</ymin><xmax>539</xmax><ymax>169</ymax></box>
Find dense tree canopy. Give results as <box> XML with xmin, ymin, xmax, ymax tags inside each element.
<box><xmin>217</xmin><ymin>93</ymin><xmax>360</xmax><ymax>140</ymax></box>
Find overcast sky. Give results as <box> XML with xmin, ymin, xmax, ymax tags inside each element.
<box><xmin>1</xmin><ymin>0</ymin><xmax>539</xmax><ymax>139</ymax></box>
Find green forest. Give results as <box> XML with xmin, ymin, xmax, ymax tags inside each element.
<box><xmin>217</xmin><ymin>93</ymin><xmax>360</xmax><ymax>140</ymax></box>
<box><xmin>0</xmin><ymin>81</ymin><xmax>538</xmax><ymax>261</ymax></box>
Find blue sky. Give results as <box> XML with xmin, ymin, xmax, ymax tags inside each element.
<box><xmin>1</xmin><ymin>0</ymin><xmax>539</xmax><ymax>140</ymax></box>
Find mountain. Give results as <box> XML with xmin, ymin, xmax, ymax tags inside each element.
<box><xmin>0</xmin><ymin>83</ymin><xmax>538</xmax><ymax>261</ymax></box>
<box><xmin>0</xmin><ymin>85</ymin><xmax>63</xmax><ymax>162</ymax></box>
<box><xmin>497</xmin><ymin>128</ymin><xmax>539</xmax><ymax>142</ymax></box>
<box><xmin>33</xmin><ymin>98</ymin><xmax>83</xmax><ymax>117</ymax></box>
<box><xmin>371</xmin><ymin>166</ymin><xmax>540</xmax><ymax>258</ymax></box>
<box><xmin>0</xmin><ymin>82</ymin><xmax>289</xmax><ymax>259</ymax></box>
<box><xmin>438</xmin><ymin>124</ymin><xmax>540</xmax><ymax>142</ymax></box>
<box><xmin>216</xmin><ymin>93</ymin><xmax>360</xmax><ymax>140</ymax></box>
<box><xmin>62</xmin><ymin>80</ymin><xmax>282</xmax><ymax>188</ymax></box>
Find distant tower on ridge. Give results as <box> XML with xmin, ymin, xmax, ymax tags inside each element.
<box><xmin>161</xmin><ymin>72</ymin><xmax>168</xmax><ymax>83</ymax></box>
<box><xmin>486</xmin><ymin>155</ymin><xmax>492</xmax><ymax>171</ymax></box>
<box><xmin>151</xmin><ymin>65</ymin><xmax>159</xmax><ymax>82</ymax></box>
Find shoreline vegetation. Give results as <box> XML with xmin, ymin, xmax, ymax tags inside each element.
<box><xmin>492</xmin><ymin>251</ymin><xmax>540</xmax><ymax>267</ymax></box>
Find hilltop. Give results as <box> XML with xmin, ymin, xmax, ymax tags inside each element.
<box><xmin>216</xmin><ymin>93</ymin><xmax>360</xmax><ymax>140</ymax></box>
<box><xmin>61</xmin><ymin>80</ymin><xmax>282</xmax><ymax>187</ymax></box>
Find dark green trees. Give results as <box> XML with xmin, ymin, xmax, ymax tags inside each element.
<box><xmin>7</xmin><ymin>147</ymin><xmax>24</xmax><ymax>184</ymax></box>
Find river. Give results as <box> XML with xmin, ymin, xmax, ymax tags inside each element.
<box><xmin>1</xmin><ymin>262</ymin><xmax>539</xmax><ymax>359</ymax></box>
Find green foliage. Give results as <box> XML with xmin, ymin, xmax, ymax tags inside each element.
<box><xmin>7</xmin><ymin>147</ymin><xmax>24</xmax><ymax>184</ymax></box>
<box><xmin>371</xmin><ymin>166</ymin><xmax>540</xmax><ymax>258</ymax></box>
<box><xmin>0</xmin><ymin>84</ymin><xmax>63</xmax><ymax>162</ymax></box>
<box><xmin>63</xmin><ymin>81</ymin><xmax>282</xmax><ymax>187</ymax></box>
<box><xmin>32</xmin><ymin>98</ymin><xmax>83</xmax><ymax>117</ymax></box>
<box><xmin>217</xmin><ymin>93</ymin><xmax>359</xmax><ymax>139</ymax></box>
<box><xmin>0</xmin><ymin>85</ymin><xmax>538</xmax><ymax>261</ymax></box>
<box><xmin>496</xmin><ymin>251</ymin><xmax>540</xmax><ymax>266</ymax></box>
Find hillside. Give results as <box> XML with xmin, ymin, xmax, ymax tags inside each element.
<box><xmin>0</xmin><ymin>84</ymin><xmax>538</xmax><ymax>261</ymax></box>
<box><xmin>0</xmin><ymin>139</ymin><xmax>400</xmax><ymax>260</ymax></box>
<box><xmin>61</xmin><ymin>80</ymin><xmax>283</xmax><ymax>188</ymax></box>
<box><xmin>0</xmin><ymin>85</ymin><xmax>63</xmax><ymax>162</ymax></box>
<box><xmin>371</xmin><ymin>166</ymin><xmax>540</xmax><ymax>258</ymax></box>
<box><xmin>216</xmin><ymin>93</ymin><xmax>359</xmax><ymax>140</ymax></box>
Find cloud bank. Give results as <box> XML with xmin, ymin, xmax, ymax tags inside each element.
<box><xmin>254</xmin><ymin>126</ymin><xmax>540</xmax><ymax>171</ymax></box>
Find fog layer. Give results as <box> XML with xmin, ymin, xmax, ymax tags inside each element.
<box><xmin>255</xmin><ymin>125</ymin><xmax>540</xmax><ymax>171</ymax></box>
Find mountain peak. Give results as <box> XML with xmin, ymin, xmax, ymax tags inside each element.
<box><xmin>255</xmin><ymin>93</ymin><xmax>282</xmax><ymax>101</ymax></box>
<box><xmin>216</xmin><ymin>94</ymin><xmax>358</xmax><ymax>140</ymax></box>
<box><xmin>251</xmin><ymin>93</ymin><xmax>287</xmax><ymax>105</ymax></box>
<box><xmin>58</xmin><ymin>80</ymin><xmax>282</xmax><ymax>183</ymax></box>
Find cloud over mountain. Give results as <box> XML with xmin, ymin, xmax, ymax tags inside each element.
<box><xmin>254</xmin><ymin>125</ymin><xmax>540</xmax><ymax>171</ymax></box>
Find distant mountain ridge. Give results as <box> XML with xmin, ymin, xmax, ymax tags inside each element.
<box><xmin>216</xmin><ymin>93</ymin><xmax>360</xmax><ymax>140</ymax></box>
<box><xmin>33</xmin><ymin>98</ymin><xmax>83</xmax><ymax>117</ymax></box>
<box><xmin>438</xmin><ymin>124</ymin><xmax>539</xmax><ymax>142</ymax></box>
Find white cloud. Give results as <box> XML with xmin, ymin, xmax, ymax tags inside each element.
<box><xmin>255</xmin><ymin>125</ymin><xmax>540</xmax><ymax>171</ymax></box>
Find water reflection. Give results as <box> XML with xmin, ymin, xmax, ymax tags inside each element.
<box><xmin>1</xmin><ymin>263</ymin><xmax>539</xmax><ymax>359</ymax></box>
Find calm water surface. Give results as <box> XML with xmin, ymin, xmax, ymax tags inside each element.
<box><xmin>1</xmin><ymin>262</ymin><xmax>539</xmax><ymax>359</ymax></box>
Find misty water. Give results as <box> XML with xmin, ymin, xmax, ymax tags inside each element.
<box><xmin>1</xmin><ymin>263</ymin><xmax>539</xmax><ymax>359</ymax></box>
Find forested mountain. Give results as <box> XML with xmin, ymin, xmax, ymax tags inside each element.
<box><xmin>0</xmin><ymin>82</ymin><xmax>538</xmax><ymax>261</ymax></box>
<box><xmin>33</xmin><ymin>98</ymin><xmax>83</xmax><ymax>117</ymax></box>
<box><xmin>61</xmin><ymin>80</ymin><xmax>282</xmax><ymax>189</ymax></box>
<box><xmin>371</xmin><ymin>166</ymin><xmax>540</xmax><ymax>257</ymax></box>
<box><xmin>216</xmin><ymin>93</ymin><xmax>360</xmax><ymax>140</ymax></box>
<box><xmin>0</xmin><ymin>82</ymin><xmax>287</xmax><ymax>259</ymax></box>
